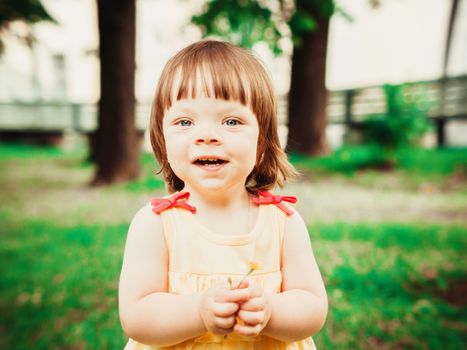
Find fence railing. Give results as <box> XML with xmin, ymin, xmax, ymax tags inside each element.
<box><xmin>0</xmin><ymin>102</ymin><xmax>150</xmax><ymax>132</ymax></box>
<box><xmin>289</xmin><ymin>74</ymin><xmax>467</xmax><ymax>146</ymax></box>
<box><xmin>1</xmin><ymin>75</ymin><xmax>466</xmax><ymax>147</ymax></box>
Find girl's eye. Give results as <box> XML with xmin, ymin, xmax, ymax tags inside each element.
<box><xmin>177</xmin><ymin>119</ymin><xmax>192</xmax><ymax>127</ymax></box>
<box><xmin>224</xmin><ymin>118</ymin><xmax>240</xmax><ymax>126</ymax></box>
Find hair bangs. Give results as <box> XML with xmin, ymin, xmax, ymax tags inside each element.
<box><xmin>163</xmin><ymin>50</ymin><xmax>256</xmax><ymax>112</ymax></box>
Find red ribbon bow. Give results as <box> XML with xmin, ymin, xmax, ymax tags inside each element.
<box><xmin>251</xmin><ymin>191</ymin><xmax>297</xmax><ymax>216</ymax></box>
<box><xmin>151</xmin><ymin>191</ymin><xmax>197</xmax><ymax>214</ymax></box>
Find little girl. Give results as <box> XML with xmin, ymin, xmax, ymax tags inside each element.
<box><xmin>119</xmin><ymin>40</ymin><xmax>327</xmax><ymax>349</ymax></box>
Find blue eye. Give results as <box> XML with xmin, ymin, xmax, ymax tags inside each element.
<box><xmin>178</xmin><ymin>119</ymin><xmax>192</xmax><ymax>127</ymax></box>
<box><xmin>224</xmin><ymin>119</ymin><xmax>239</xmax><ymax>126</ymax></box>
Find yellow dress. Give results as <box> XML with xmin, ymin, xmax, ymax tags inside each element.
<box><xmin>124</xmin><ymin>197</ymin><xmax>316</xmax><ymax>350</ymax></box>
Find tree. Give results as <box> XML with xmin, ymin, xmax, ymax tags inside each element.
<box><xmin>0</xmin><ymin>0</ymin><xmax>55</xmax><ymax>55</ymax></box>
<box><xmin>436</xmin><ymin>0</ymin><xmax>460</xmax><ymax>147</ymax></box>
<box><xmin>442</xmin><ymin>0</ymin><xmax>459</xmax><ymax>77</ymax></box>
<box><xmin>192</xmin><ymin>0</ymin><xmax>336</xmax><ymax>155</ymax></box>
<box><xmin>287</xmin><ymin>1</ymin><xmax>333</xmax><ymax>155</ymax></box>
<box><xmin>92</xmin><ymin>0</ymin><xmax>140</xmax><ymax>185</ymax></box>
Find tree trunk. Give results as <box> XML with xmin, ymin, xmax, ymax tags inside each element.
<box><xmin>92</xmin><ymin>0</ymin><xmax>139</xmax><ymax>185</ymax></box>
<box><xmin>443</xmin><ymin>0</ymin><xmax>459</xmax><ymax>76</ymax></box>
<box><xmin>286</xmin><ymin>14</ymin><xmax>330</xmax><ymax>156</ymax></box>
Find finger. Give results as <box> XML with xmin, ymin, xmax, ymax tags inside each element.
<box><xmin>248</xmin><ymin>282</ymin><xmax>263</xmax><ymax>297</ymax></box>
<box><xmin>213</xmin><ymin>302</ymin><xmax>239</xmax><ymax>317</ymax></box>
<box><xmin>237</xmin><ymin>279</ymin><xmax>261</xmax><ymax>298</ymax></box>
<box><xmin>238</xmin><ymin>297</ymin><xmax>264</xmax><ymax>312</ymax></box>
<box><xmin>206</xmin><ymin>283</ymin><xmax>230</xmax><ymax>302</ymax></box>
<box><xmin>219</xmin><ymin>288</ymin><xmax>251</xmax><ymax>303</ymax></box>
<box><xmin>237</xmin><ymin>310</ymin><xmax>265</xmax><ymax>326</ymax></box>
<box><xmin>214</xmin><ymin>315</ymin><xmax>236</xmax><ymax>330</ymax></box>
<box><xmin>234</xmin><ymin>323</ymin><xmax>262</xmax><ymax>337</ymax></box>
<box><xmin>213</xmin><ymin>284</ymin><xmax>244</xmax><ymax>300</ymax></box>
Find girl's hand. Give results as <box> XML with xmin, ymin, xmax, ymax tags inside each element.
<box><xmin>199</xmin><ymin>282</ymin><xmax>250</xmax><ymax>335</ymax></box>
<box><xmin>234</xmin><ymin>280</ymin><xmax>272</xmax><ymax>337</ymax></box>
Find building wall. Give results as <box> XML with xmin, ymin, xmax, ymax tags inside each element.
<box><xmin>326</xmin><ymin>0</ymin><xmax>467</xmax><ymax>89</ymax></box>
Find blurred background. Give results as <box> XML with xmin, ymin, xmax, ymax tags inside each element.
<box><xmin>0</xmin><ymin>0</ymin><xmax>466</xmax><ymax>349</ymax></box>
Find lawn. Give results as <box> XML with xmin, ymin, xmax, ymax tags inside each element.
<box><xmin>0</xmin><ymin>143</ymin><xmax>466</xmax><ymax>349</ymax></box>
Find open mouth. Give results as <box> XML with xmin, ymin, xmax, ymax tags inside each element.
<box><xmin>193</xmin><ymin>158</ymin><xmax>227</xmax><ymax>167</ymax></box>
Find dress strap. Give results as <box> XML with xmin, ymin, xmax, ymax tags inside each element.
<box><xmin>251</xmin><ymin>191</ymin><xmax>297</xmax><ymax>216</ymax></box>
<box><xmin>151</xmin><ymin>191</ymin><xmax>197</xmax><ymax>214</ymax></box>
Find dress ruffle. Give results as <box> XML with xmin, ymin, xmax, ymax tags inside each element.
<box><xmin>168</xmin><ymin>270</ymin><xmax>283</xmax><ymax>294</ymax></box>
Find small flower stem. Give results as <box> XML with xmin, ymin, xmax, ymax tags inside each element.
<box><xmin>233</xmin><ymin>268</ymin><xmax>254</xmax><ymax>289</ymax></box>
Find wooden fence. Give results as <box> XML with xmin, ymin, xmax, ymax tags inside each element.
<box><xmin>325</xmin><ymin>74</ymin><xmax>467</xmax><ymax>146</ymax></box>
<box><xmin>1</xmin><ymin>75</ymin><xmax>466</xmax><ymax>147</ymax></box>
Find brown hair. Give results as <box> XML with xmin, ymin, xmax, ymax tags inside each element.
<box><xmin>150</xmin><ymin>40</ymin><xmax>296</xmax><ymax>193</ymax></box>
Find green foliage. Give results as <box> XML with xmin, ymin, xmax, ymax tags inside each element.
<box><xmin>0</xmin><ymin>0</ymin><xmax>55</xmax><ymax>28</ymax></box>
<box><xmin>0</xmin><ymin>143</ymin><xmax>69</xmax><ymax>159</ymax></box>
<box><xmin>287</xmin><ymin>10</ymin><xmax>316</xmax><ymax>46</ymax></box>
<box><xmin>0</xmin><ymin>0</ymin><xmax>56</xmax><ymax>54</ymax></box>
<box><xmin>288</xmin><ymin>0</ymin><xmax>335</xmax><ymax>45</ymax></box>
<box><xmin>364</xmin><ymin>84</ymin><xmax>431</xmax><ymax>148</ymax></box>
<box><xmin>192</xmin><ymin>0</ymin><xmax>283</xmax><ymax>54</ymax></box>
<box><xmin>396</xmin><ymin>147</ymin><xmax>467</xmax><ymax>176</ymax></box>
<box><xmin>291</xmin><ymin>145</ymin><xmax>467</xmax><ymax>178</ymax></box>
<box><xmin>360</xmin><ymin>84</ymin><xmax>431</xmax><ymax>165</ymax></box>
<box><xmin>191</xmin><ymin>0</ymin><xmax>336</xmax><ymax>54</ymax></box>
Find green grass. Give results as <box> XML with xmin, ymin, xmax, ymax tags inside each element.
<box><xmin>0</xmin><ymin>216</ymin><xmax>127</xmax><ymax>349</ymax></box>
<box><xmin>1</xmin><ymin>143</ymin><xmax>466</xmax><ymax>349</ymax></box>
<box><xmin>310</xmin><ymin>222</ymin><xmax>467</xmax><ymax>349</ymax></box>
<box><xmin>1</xmin><ymin>217</ymin><xmax>465</xmax><ymax>349</ymax></box>
<box><xmin>0</xmin><ymin>143</ymin><xmax>68</xmax><ymax>159</ymax></box>
<box><xmin>123</xmin><ymin>153</ymin><xmax>165</xmax><ymax>192</ymax></box>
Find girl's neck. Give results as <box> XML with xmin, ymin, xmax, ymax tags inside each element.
<box><xmin>182</xmin><ymin>185</ymin><xmax>257</xmax><ymax>236</ymax></box>
<box><xmin>183</xmin><ymin>185</ymin><xmax>251</xmax><ymax>211</ymax></box>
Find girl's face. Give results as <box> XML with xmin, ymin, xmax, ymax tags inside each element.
<box><xmin>162</xmin><ymin>96</ymin><xmax>259</xmax><ymax>194</ymax></box>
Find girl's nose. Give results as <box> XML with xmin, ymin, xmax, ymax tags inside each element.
<box><xmin>195</xmin><ymin>126</ymin><xmax>222</xmax><ymax>145</ymax></box>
